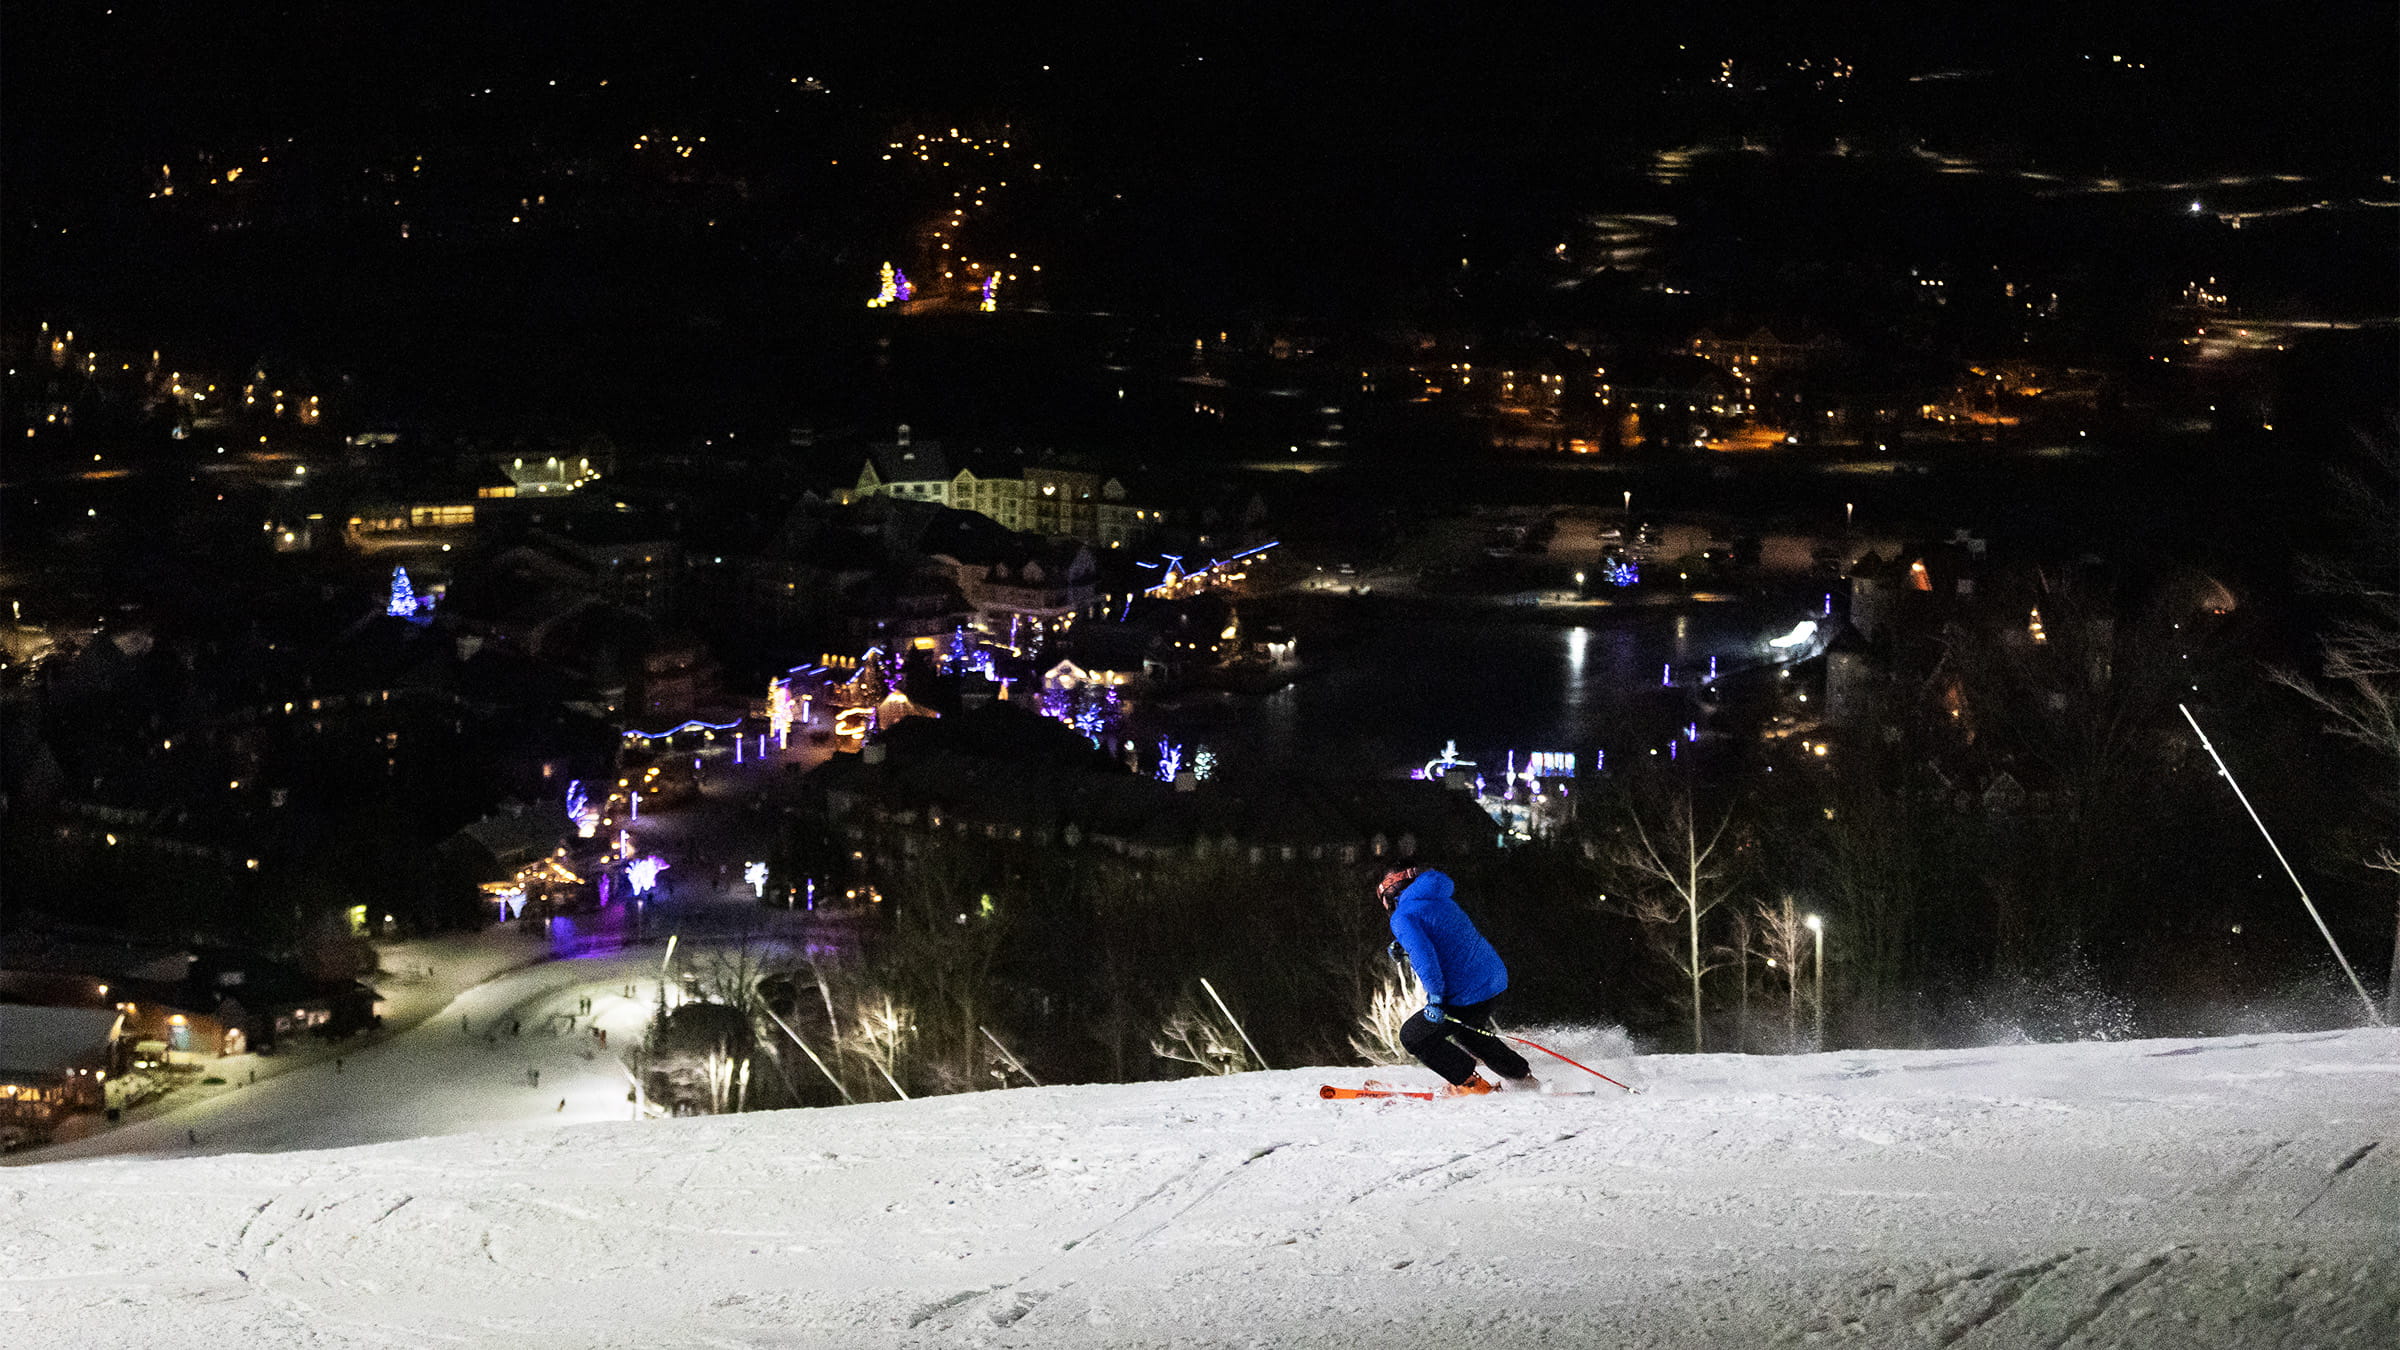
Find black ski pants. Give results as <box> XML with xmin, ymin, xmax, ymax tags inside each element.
<box><xmin>1400</xmin><ymin>996</ymin><xmax>1532</xmax><ymax>1086</ymax></box>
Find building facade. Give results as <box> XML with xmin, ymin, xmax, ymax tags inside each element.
<box><xmin>842</xmin><ymin>428</ymin><xmax>1158</xmax><ymax>550</ymax></box>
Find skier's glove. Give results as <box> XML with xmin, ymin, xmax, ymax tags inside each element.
<box><xmin>1421</xmin><ymin>1003</ymin><xmax>1446</xmax><ymax>1024</ymax></box>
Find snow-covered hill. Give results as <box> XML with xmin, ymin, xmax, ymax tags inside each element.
<box><xmin>9</xmin><ymin>1028</ymin><xmax>2396</xmax><ymax>1348</ymax></box>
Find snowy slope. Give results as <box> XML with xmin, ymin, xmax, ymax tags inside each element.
<box><xmin>7</xmin><ymin>1028</ymin><xmax>2395</xmax><ymax>1349</ymax></box>
<box><xmin>28</xmin><ymin>947</ymin><xmax>675</xmax><ymax>1163</ymax></box>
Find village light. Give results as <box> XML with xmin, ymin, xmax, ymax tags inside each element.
<box><xmin>628</xmin><ymin>856</ymin><xmax>667</xmax><ymax>896</ymax></box>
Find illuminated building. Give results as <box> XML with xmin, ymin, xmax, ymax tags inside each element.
<box><xmin>839</xmin><ymin>429</ymin><xmax>1160</xmax><ymax>549</ymax></box>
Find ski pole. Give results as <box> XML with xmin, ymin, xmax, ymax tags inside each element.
<box><xmin>1497</xmin><ymin>1032</ymin><xmax>1640</xmax><ymax>1093</ymax></box>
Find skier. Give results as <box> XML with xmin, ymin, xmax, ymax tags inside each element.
<box><xmin>1378</xmin><ymin>867</ymin><xmax>1538</xmax><ymax>1096</ymax></box>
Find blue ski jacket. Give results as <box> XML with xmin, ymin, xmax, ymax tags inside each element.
<box><xmin>1388</xmin><ymin>870</ymin><xmax>1507</xmax><ymax>1007</ymax></box>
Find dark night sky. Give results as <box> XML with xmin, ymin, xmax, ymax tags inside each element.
<box><xmin>8</xmin><ymin>2</ymin><xmax>2391</xmax><ymax>195</ymax></box>
<box><xmin>4</xmin><ymin>3</ymin><xmax>2391</xmax><ymax>429</ymax></box>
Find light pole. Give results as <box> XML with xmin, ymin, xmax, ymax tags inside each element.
<box><xmin>1805</xmin><ymin>913</ymin><xmax>1825</xmax><ymax>1048</ymax></box>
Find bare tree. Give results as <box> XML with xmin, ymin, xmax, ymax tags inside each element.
<box><xmin>1150</xmin><ymin>992</ymin><xmax>1251</xmax><ymax>1075</ymax></box>
<box><xmin>1610</xmin><ymin>788</ymin><xmax>1744</xmax><ymax>1051</ymax></box>
<box><xmin>876</xmin><ymin>897</ymin><xmax>1008</xmax><ymax>1093</ymax></box>
<box><xmin>1727</xmin><ymin>906</ymin><xmax>1754</xmax><ymax>1052</ymax></box>
<box><xmin>1940</xmin><ymin>575</ymin><xmax>2196</xmax><ymax>968</ymax></box>
<box><xmin>847</xmin><ymin>993</ymin><xmax>915</xmax><ymax>1099</ymax></box>
<box><xmin>683</xmin><ymin>935</ymin><xmax>817</xmax><ymax>1108</ymax></box>
<box><xmin>1784</xmin><ymin>725</ymin><xmax>1957</xmax><ymax>1038</ymax></box>
<box><xmin>691</xmin><ymin>934</ymin><xmax>775</xmax><ymax>1022</ymax></box>
<box><xmin>1349</xmin><ymin>963</ymin><xmax>1428</xmax><ymax>1066</ymax></box>
<box><xmin>701</xmin><ymin>1043</ymin><xmax>751</xmax><ymax>1114</ymax></box>
<box><xmin>1754</xmin><ymin>896</ymin><xmax>1813</xmax><ymax>1051</ymax></box>
<box><xmin>2271</xmin><ymin>430</ymin><xmax>2400</xmax><ymax>1020</ymax></box>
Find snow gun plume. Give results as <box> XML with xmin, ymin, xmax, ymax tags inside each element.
<box><xmin>1498</xmin><ymin>1032</ymin><xmax>1640</xmax><ymax>1093</ymax></box>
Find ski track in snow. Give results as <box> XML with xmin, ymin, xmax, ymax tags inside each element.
<box><xmin>4</xmin><ymin>1028</ymin><xmax>2396</xmax><ymax>1349</ymax></box>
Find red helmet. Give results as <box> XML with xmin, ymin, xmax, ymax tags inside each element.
<box><xmin>1376</xmin><ymin>867</ymin><xmax>1422</xmax><ymax>909</ymax></box>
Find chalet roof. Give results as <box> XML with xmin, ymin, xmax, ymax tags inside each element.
<box><xmin>1687</xmin><ymin>317</ymin><xmax>1842</xmax><ymax>349</ymax></box>
<box><xmin>917</xmin><ymin>508</ymin><xmax>1026</xmax><ymax>566</ymax></box>
<box><xmin>959</xmin><ymin>534</ymin><xmax>1096</xmax><ymax>580</ymax></box>
<box><xmin>0</xmin><ymin>1006</ymin><xmax>120</xmax><ymax>1077</ymax></box>
<box><xmin>1064</xmin><ymin>625</ymin><xmax>1156</xmax><ymax>673</ymax></box>
<box><xmin>1466</xmin><ymin>333</ymin><xmax>1575</xmax><ymax>371</ymax></box>
<box><xmin>836</xmin><ymin>568</ymin><xmax>969</xmax><ymax>615</ymax></box>
<box><xmin>171</xmin><ymin>957</ymin><xmax>380</xmax><ymax>1020</ymax></box>
<box><xmin>1603</xmin><ymin>352</ymin><xmax>1740</xmax><ymax>397</ymax></box>
<box><xmin>866</xmin><ymin>441</ymin><xmax>952</xmax><ymax>485</ymax></box>
<box><xmin>880</xmin><ymin>702</ymin><xmax>1116</xmax><ymax>769</ymax></box>
<box><xmin>1824</xmin><ymin>620</ymin><xmax>1874</xmax><ymax>655</ymax></box>
<box><xmin>1847</xmin><ymin>550</ymin><xmax>1899</xmax><ymax>580</ymax></box>
<box><xmin>450</xmin><ymin>811</ymin><xmax>561</xmax><ymax>868</ymax></box>
<box><xmin>0</xmin><ymin>932</ymin><xmax>192</xmax><ymax>985</ymax></box>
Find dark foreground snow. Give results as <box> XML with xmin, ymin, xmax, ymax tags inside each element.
<box><xmin>7</xmin><ymin>1028</ymin><xmax>2395</xmax><ymax>1348</ymax></box>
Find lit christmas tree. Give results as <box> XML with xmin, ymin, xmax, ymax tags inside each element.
<box><xmin>628</xmin><ymin>856</ymin><xmax>668</xmax><ymax>896</ymax></box>
<box><xmin>387</xmin><ymin>566</ymin><xmax>419</xmax><ymax>617</ymax></box>
<box><xmin>1041</xmin><ymin>683</ymin><xmax>1125</xmax><ymax>741</ymax></box>
<box><xmin>1070</xmin><ymin>691</ymin><xmax>1109</xmax><ymax>739</ymax></box>
<box><xmin>868</xmin><ymin>262</ymin><xmax>899</xmax><ymax>308</ymax></box>
<box><xmin>980</xmin><ymin>272</ymin><xmax>1000</xmax><ymax>312</ymax></box>
<box><xmin>565</xmin><ymin>780</ymin><xmax>599</xmax><ymax>838</ymax></box>
<box><xmin>768</xmin><ymin>678</ymin><xmax>797</xmax><ymax>744</ymax></box>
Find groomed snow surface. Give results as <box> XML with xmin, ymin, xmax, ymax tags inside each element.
<box><xmin>9</xmin><ymin>1026</ymin><xmax>2395</xmax><ymax>1348</ymax></box>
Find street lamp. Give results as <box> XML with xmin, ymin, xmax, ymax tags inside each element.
<box><xmin>1804</xmin><ymin>913</ymin><xmax>1825</xmax><ymax>1048</ymax></box>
